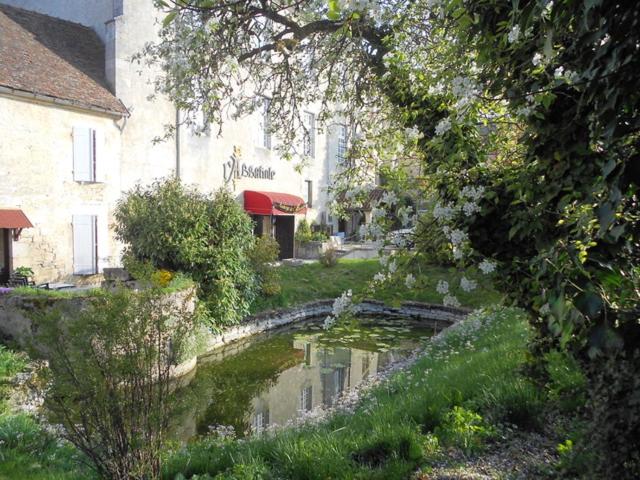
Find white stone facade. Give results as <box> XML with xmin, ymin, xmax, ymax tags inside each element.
<box><xmin>0</xmin><ymin>0</ymin><xmax>345</xmax><ymax>282</ymax></box>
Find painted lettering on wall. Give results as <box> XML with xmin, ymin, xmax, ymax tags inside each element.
<box><xmin>223</xmin><ymin>149</ymin><xmax>276</xmax><ymax>184</ymax></box>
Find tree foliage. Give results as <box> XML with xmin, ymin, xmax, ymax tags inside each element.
<box><xmin>147</xmin><ymin>0</ymin><xmax>639</xmax><ymax>475</ymax></box>
<box><xmin>114</xmin><ymin>178</ymin><xmax>257</xmax><ymax>326</ymax></box>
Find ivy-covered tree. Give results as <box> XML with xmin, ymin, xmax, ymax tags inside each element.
<box><xmin>143</xmin><ymin>1</ymin><xmax>639</xmax><ymax>475</ymax></box>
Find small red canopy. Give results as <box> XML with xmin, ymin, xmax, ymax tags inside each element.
<box><xmin>0</xmin><ymin>209</ymin><xmax>33</xmax><ymax>229</ymax></box>
<box><xmin>244</xmin><ymin>191</ymin><xmax>307</xmax><ymax>216</ymax></box>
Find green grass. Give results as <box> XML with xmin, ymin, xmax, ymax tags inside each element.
<box><xmin>251</xmin><ymin>259</ymin><xmax>501</xmax><ymax>313</ymax></box>
<box><xmin>162</xmin><ymin>306</ymin><xmax>553</xmax><ymax>479</ymax></box>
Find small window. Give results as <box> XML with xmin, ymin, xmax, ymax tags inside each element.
<box><xmin>304</xmin><ymin>180</ymin><xmax>313</xmax><ymax>207</ymax></box>
<box><xmin>72</xmin><ymin>215</ymin><xmax>98</xmax><ymax>275</ymax></box>
<box><xmin>337</xmin><ymin>124</ymin><xmax>348</xmax><ymax>163</ymax></box>
<box><xmin>73</xmin><ymin>127</ymin><xmax>100</xmax><ymax>182</ymax></box>
<box><xmin>259</xmin><ymin>98</ymin><xmax>271</xmax><ymax>149</ymax></box>
<box><xmin>303</xmin><ymin>111</ymin><xmax>315</xmax><ymax>157</ymax></box>
<box><xmin>299</xmin><ymin>385</ymin><xmax>313</xmax><ymax>412</ymax></box>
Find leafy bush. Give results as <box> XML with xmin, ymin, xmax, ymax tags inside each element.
<box><xmin>318</xmin><ymin>247</ymin><xmax>339</xmax><ymax>268</ymax></box>
<box><xmin>294</xmin><ymin>219</ymin><xmax>313</xmax><ymax>243</ymax></box>
<box><xmin>248</xmin><ymin>235</ymin><xmax>281</xmax><ymax>296</ymax></box>
<box><xmin>34</xmin><ymin>288</ymin><xmax>196</xmax><ymax>480</ymax></box>
<box><xmin>434</xmin><ymin>406</ymin><xmax>495</xmax><ymax>456</ymax></box>
<box><xmin>115</xmin><ymin>178</ymin><xmax>256</xmax><ymax>327</ymax></box>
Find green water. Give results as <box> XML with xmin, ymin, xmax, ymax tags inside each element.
<box><xmin>171</xmin><ymin>317</ymin><xmax>437</xmax><ymax>441</ymax></box>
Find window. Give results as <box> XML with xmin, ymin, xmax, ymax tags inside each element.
<box><xmin>303</xmin><ymin>111</ymin><xmax>315</xmax><ymax>157</ymax></box>
<box><xmin>73</xmin><ymin>127</ymin><xmax>100</xmax><ymax>182</ymax></box>
<box><xmin>73</xmin><ymin>215</ymin><xmax>98</xmax><ymax>275</ymax></box>
<box><xmin>259</xmin><ymin>97</ymin><xmax>271</xmax><ymax>149</ymax></box>
<box><xmin>337</xmin><ymin>124</ymin><xmax>348</xmax><ymax>163</ymax></box>
<box><xmin>304</xmin><ymin>180</ymin><xmax>313</xmax><ymax>207</ymax></box>
<box><xmin>251</xmin><ymin>408</ymin><xmax>269</xmax><ymax>434</ymax></box>
<box><xmin>299</xmin><ymin>385</ymin><xmax>313</xmax><ymax>412</ymax></box>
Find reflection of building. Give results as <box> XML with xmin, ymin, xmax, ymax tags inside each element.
<box><xmin>248</xmin><ymin>337</ymin><xmax>383</xmax><ymax>431</ymax></box>
<box><xmin>0</xmin><ymin>0</ymin><xmax>350</xmax><ymax>281</ymax></box>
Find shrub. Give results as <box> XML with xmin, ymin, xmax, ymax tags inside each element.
<box><xmin>434</xmin><ymin>406</ymin><xmax>495</xmax><ymax>456</ymax></box>
<box><xmin>294</xmin><ymin>219</ymin><xmax>313</xmax><ymax>243</ymax></box>
<box><xmin>248</xmin><ymin>236</ymin><xmax>281</xmax><ymax>296</ymax></box>
<box><xmin>114</xmin><ymin>178</ymin><xmax>256</xmax><ymax>327</ymax></box>
<box><xmin>319</xmin><ymin>247</ymin><xmax>339</xmax><ymax>268</ymax></box>
<box><xmin>34</xmin><ymin>288</ymin><xmax>196</xmax><ymax>480</ymax></box>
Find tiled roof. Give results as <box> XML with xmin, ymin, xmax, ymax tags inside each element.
<box><xmin>0</xmin><ymin>209</ymin><xmax>33</xmax><ymax>229</ymax></box>
<box><xmin>0</xmin><ymin>4</ymin><xmax>127</xmax><ymax>115</ymax></box>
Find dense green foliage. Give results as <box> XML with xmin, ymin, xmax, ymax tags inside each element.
<box><xmin>247</xmin><ymin>235</ymin><xmax>281</xmax><ymax>296</ymax></box>
<box><xmin>114</xmin><ymin>178</ymin><xmax>257</xmax><ymax>327</ymax></box>
<box><xmin>33</xmin><ymin>288</ymin><xmax>196</xmax><ymax>480</ymax></box>
<box><xmin>163</xmin><ymin>307</ymin><xmax>581</xmax><ymax>479</ymax></box>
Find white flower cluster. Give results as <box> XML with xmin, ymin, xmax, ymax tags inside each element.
<box><xmin>443</xmin><ymin>294</ymin><xmax>461</xmax><ymax>307</ymax></box>
<box><xmin>433</xmin><ymin>202</ymin><xmax>455</xmax><ymax>221</ymax></box>
<box><xmin>404</xmin><ymin>126</ymin><xmax>424</xmax><ymax>140</ymax></box>
<box><xmin>405</xmin><ymin>273</ymin><xmax>416</xmax><ymax>289</ymax></box>
<box><xmin>447</xmin><ymin>228</ymin><xmax>468</xmax><ymax>246</ymax></box>
<box><xmin>436</xmin><ymin>279</ymin><xmax>449</xmax><ymax>295</ymax></box>
<box><xmin>381</xmin><ymin>190</ymin><xmax>398</xmax><ymax>206</ymax></box>
<box><xmin>397</xmin><ymin>205</ymin><xmax>414</xmax><ymax>227</ymax></box>
<box><xmin>462</xmin><ymin>201</ymin><xmax>481</xmax><ymax>216</ymax></box>
<box><xmin>451</xmin><ymin>76</ymin><xmax>478</xmax><ymax>100</ymax></box>
<box><xmin>460</xmin><ymin>185</ymin><xmax>485</xmax><ymax>202</ymax></box>
<box><xmin>460</xmin><ymin>276</ymin><xmax>477</xmax><ymax>292</ymax></box>
<box><xmin>373</xmin><ymin>271</ymin><xmax>387</xmax><ymax>284</ymax></box>
<box><xmin>532</xmin><ymin>52</ymin><xmax>544</xmax><ymax>67</ymax></box>
<box><xmin>507</xmin><ymin>25</ymin><xmax>521</xmax><ymax>44</ymax></box>
<box><xmin>434</xmin><ymin>117</ymin><xmax>452</xmax><ymax>136</ymax></box>
<box><xmin>478</xmin><ymin>259</ymin><xmax>496</xmax><ymax>274</ymax></box>
<box><xmin>332</xmin><ymin>289</ymin><xmax>354</xmax><ymax>317</ymax></box>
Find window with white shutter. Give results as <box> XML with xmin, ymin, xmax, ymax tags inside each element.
<box><xmin>73</xmin><ymin>215</ymin><xmax>98</xmax><ymax>275</ymax></box>
<box><xmin>73</xmin><ymin>127</ymin><xmax>98</xmax><ymax>182</ymax></box>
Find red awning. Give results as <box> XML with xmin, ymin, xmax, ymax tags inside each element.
<box><xmin>0</xmin><ymin>209</ymin><xmax>33</xmax><ymax>229</ymax></box>
<box><xmin>244</xmin><ymin>191</ymin><xmax>307</xmax><ymax>216</ymax></box>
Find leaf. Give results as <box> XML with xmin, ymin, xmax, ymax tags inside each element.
<box><xmin>575</xmin><ymin>291</ymin><xmax>603</xmax><ymax>318</ymax></box>
<box><xmin>327</xmin><ymin>0</ymin><xmax>341</xmax><ymax>20</ymax></box>
<box><xmin>163</xmin><ymin>10</ymin><xmax>177</xmax><ymax>27</ymax></box>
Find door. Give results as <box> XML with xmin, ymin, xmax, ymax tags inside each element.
<box><xmin>274</xmin><ymin>215</ymin><xmax>294</xmax><ymax>259</ymax></box>
<box><xmin>0</xmin><ymin>229</ymin><xmax>11</xmax><ymax>284</ymax></box>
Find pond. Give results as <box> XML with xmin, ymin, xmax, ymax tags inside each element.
<box><xmin>171</xmin><ymin>316</ymin><xmax>439</xmax><ymax>441</ymax></box>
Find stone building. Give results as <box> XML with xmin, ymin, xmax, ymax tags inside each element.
<box><xmin>0</xmin><ymin>0</ymin><xmax>348</xmax><ymax>283</ymax></box>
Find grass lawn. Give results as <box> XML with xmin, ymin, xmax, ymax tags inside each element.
<box><xmin>251</xmin><ymin>259</ymin><xmax>502</xmax><ymax>313</ymax></box>
<box><xmin>163</xmin><ymin>306</ymin><xmax>581</xmax><ymax>479</ymax></box>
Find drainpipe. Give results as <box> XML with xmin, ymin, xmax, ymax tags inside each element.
<box><xmin>175</xmin><ymin>107</ymin><xmax>181</xmax><ymax>179</ymax></box>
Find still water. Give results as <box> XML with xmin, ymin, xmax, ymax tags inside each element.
<box><xmin>172</xmin><ymin>317</ymin><xmax>437</xmax><ymax>441</ymax></box>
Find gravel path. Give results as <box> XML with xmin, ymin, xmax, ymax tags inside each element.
<box><xmin>414</xmin><ymin>421</ymin><xmax>562</xmax><ymax>480</ymax></box>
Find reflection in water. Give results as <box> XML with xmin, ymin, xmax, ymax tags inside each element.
<box><xmin>171</xmin><ymin>317</ymin><xmax>436</xmax><ymax>441</ymax></box>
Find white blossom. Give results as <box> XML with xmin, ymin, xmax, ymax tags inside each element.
<box><xmin>381</xmin><ymin>190</ymin><xmax>398</xmax><ymax>206</ymax></box>
<box><xmin>436</xmin><ymin>280</ymin><xmax>449</xmax><ymax>295</ymax></box>
<box><xmin>379</xmin><ymin>255</ymin><xmax>389</xmax><ymax>267</ymax></box>
<box><xmin>461</xmin><ymin>185</ymin><xmax>485</xmax><ymax>201</ymax></box>
<box><xmin>462</xmin><ymin>201</ymin><xmax>481</xmax><ymax>216</ymax></box>
<box><xmin>443</xmin><ymin>294</ymin><xmax>461</xmax><ymax>307</ymax></box>
<box><xmin>507</xmin><ymin>25</ymin><xmax>521</xmax><ymax>44</ymax></box>
<box><xmin>373</xmin><ymin>272</ymin><xmax>387</xmax><ymax>283</ymax></box>
<box><xmin>478</xmin><ymin>259</ymin><xmax>496</xmax><ymax>275</ymax></box>
<box><xmin>452</xmin><ymin>247</ymin><xmax>464</xmax><ymax>260</ymax></box>
<box><xmin>460</xmin><ymin>277</ymin><xmax>477</xmax><ymax>292</ymax></box>
<box><xmin>388</xmin><ymin>260</ymin><xmax>397</xmax><ymax>274</ymax></box>
<box><xmin>323</xmin><ymin>315</ymin><xmax>336</xmax><ymax>329</ymax></box>
<box><xmin>554</xmin><ymin>66</ymin><xmax>565</xmax><ymax>78</ymax></box>
<box><xmin>434</xmin><ymin>117</ymin><xmax>451</xmax><ymax>136</ymax></box>
<box><xmin>532</xmin><ymin>52</ymin><xmax>544</xmax><ymax>67</ymax></box>
<box><xmin>332</xmin><ymin>289</ymin><xmax>353</xmax><ymax>317</ymax></box>
<box><xmin>433</xmin><ymin>202</ymin><xmax>455</xmax><ymax>221</ymax></box>
<box><xmin>405</xmin><ymin>274</ymin><xmax>416</xmax><ymax>289</ymax></box>
<box><xmin>448</xmin><ymin>229</ymin><xmax>467</xmax><ymax>246</ymax></box>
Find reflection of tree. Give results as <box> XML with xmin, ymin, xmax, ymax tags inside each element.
<box><xmin>172</xmin><ymin>334</ymin><xmax>301</xmax><ymax>438</ymax></box>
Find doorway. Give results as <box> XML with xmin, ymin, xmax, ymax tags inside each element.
<box><xmin>274</xmin><ymin>215</ymin><xmax>295</xmax><ymax>259</ymax></box>
<box><xmin>0</xmin><ymin>229</ymin><xmax>11</xmax><ymax>284</ymax></box>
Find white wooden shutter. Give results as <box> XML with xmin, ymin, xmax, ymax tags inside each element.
<box><xmin>73</xmin><ymin>215</ymin><xmax>97</xmax><ymax>274</ymax></box>
<box><xmin>73</xmin><ymin>127</ymin><xmax>93</xmax><ymax>181</ymax></box>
